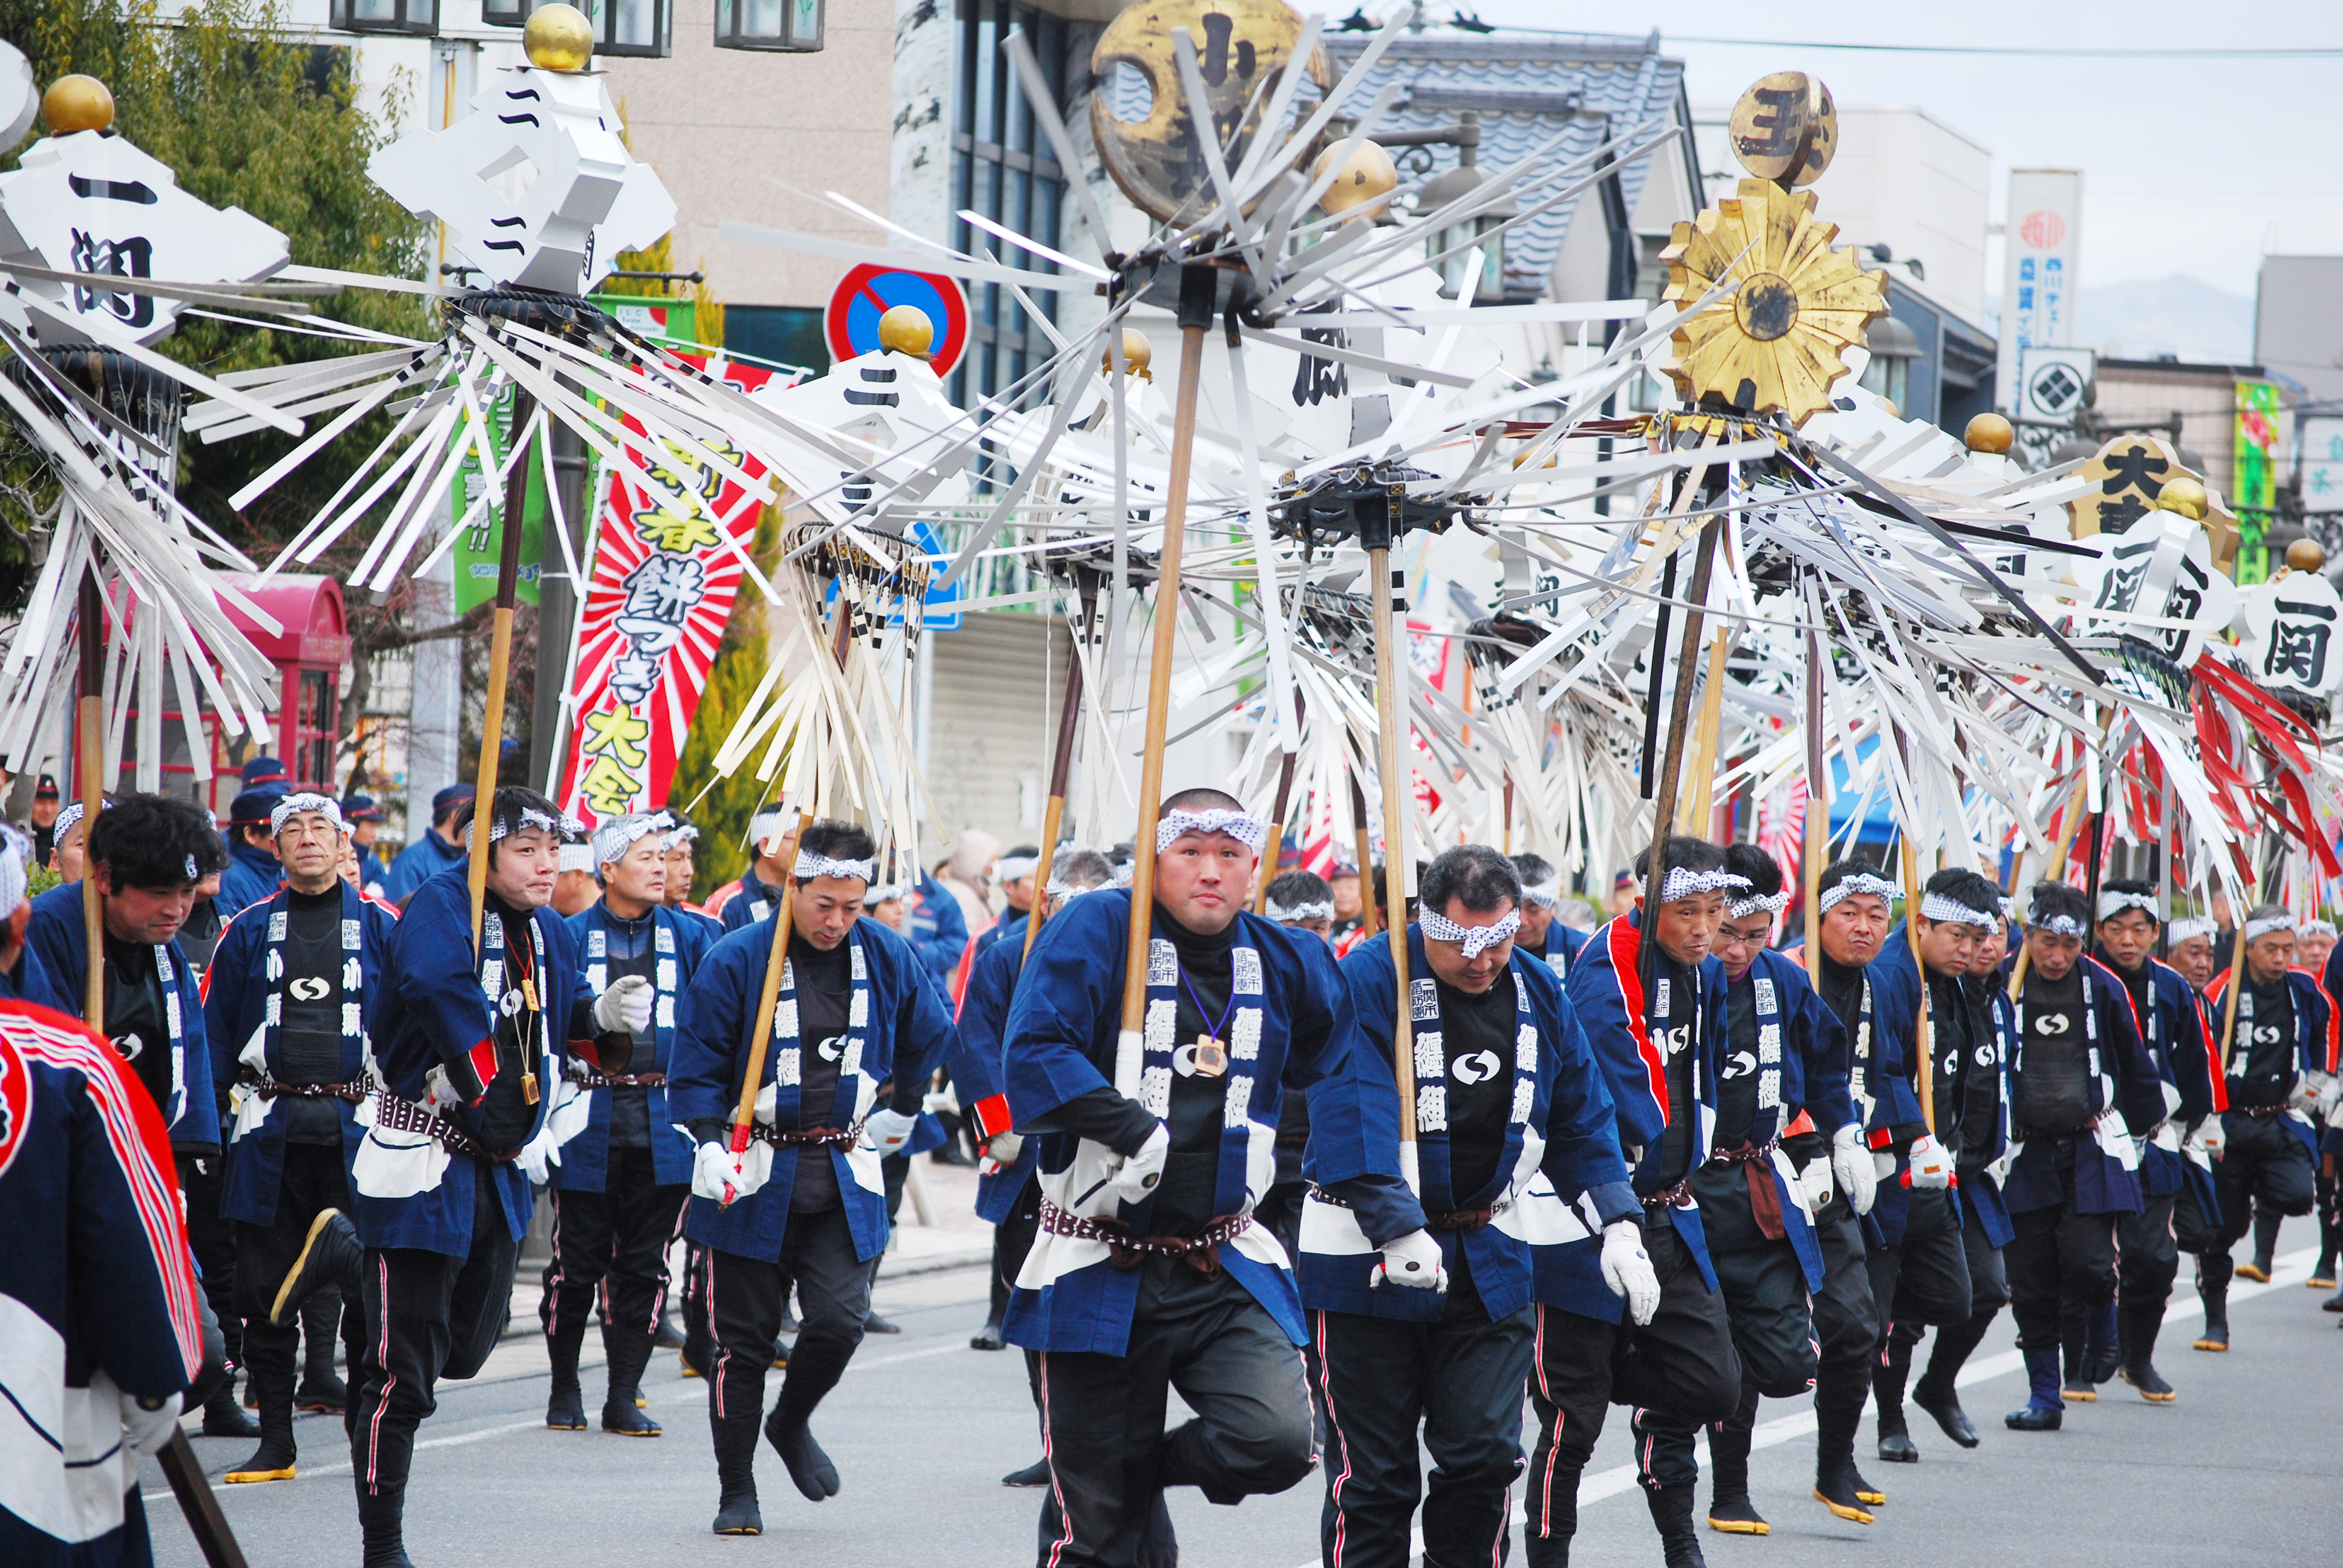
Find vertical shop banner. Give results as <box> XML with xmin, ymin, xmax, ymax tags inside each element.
<box><xmin>555</xmin><ymin>354</ymin><xmax>782</xmax><ymax>829</ymax></box>
<box><xmin>2234</xmin><ymin>380</ymin><xmax>2282</xmax><ymax>586</ymax></box>
<box><xmin>2301</xmin><ymin>415</ymin><xmax>2343</xmax><ymax>515</ymax></box>
<box><xmin>451</xmin><ymin>384</ymin><xmax>548</xmax><ymax>613</ymax></box>
<box><xmin>1994</xmin><ymin>169</ymin><xmax>2083</xmax><ymax>416</ymax></box>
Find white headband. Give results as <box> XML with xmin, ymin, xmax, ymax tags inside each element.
<box><xmin>2096</xmin><ymin>890</ymin><xmax>2160</xmax><ymax>924</ymax></box>
<box><xmin>1818</xmin><ymin>872</ymin><xmax>1899</xmax><ymax>914</ymax></box>
<box><xmin>55</xmin><ymin>799</ymin><xmax>106</xmax><ymax>838</ymax></box>
<box><xmin>795</xmin><ymin>851</ymin><xmax>874</xmax><ymax>883</ymax></box>
<box><xmin>1920</xmin><ymin>891</ymin><xmax>1997</xmax><ymax>928</ymax></box>
<box><xmin>2028</xmin><ymin>913</ymin><xmax>2087</xmax><ymax>938</ymax></box>
<box><xmin>464</xmin><ymin>805</ymin><xmax>585</xmax><ymax>849</ymax></box>
<box><xmin>662</xmin><ymin>823</ymin><xmax>700</xmax><ymax>850</ymax></box>
<box><xmin>2301</xmin><ymin>919</ymin><xmax>2338</xmax><ymax>939</ymax></box>
<box><xmin>1726</xmin><ymin>890</ymin><xmax>1791</xmax><ymax>920</ymax></box>
<box><xmin>1265</xmin><ymin>897</ymin><xmax>1335</xmax><ymax>923</ymax></box>
<box><xmin>996</xmin><ymin>855</ymin><xmax>1040</xmax><ymax>882</ymax></box>
<box><xmin>0</xmin><ymin>825</ymin><xmax>27</xmax><ymax>923</ymax></box>
<box><xmin>2165</xmin><ymin>916</ymin><xmax>2216</xmax><ymax>944</ymax></box>
<box><xmin>2245</xmin><ymin>915</ymin><xmax>2294</xmax><ymax>942</ymax></box>
<box><xmin>1420</xmin><ymin>906</ymin><xmax>1521</xmax><ymax>958</ymax></box>
<box><xmin>865</xmin><ymin>882</ymin><xmax>905</xmax><ymax>903</ymax></box>
<box><xmin>1155</xmin><ymin>809</ymin><xmax>1270</xmax><ymax>854</ymax></box>
<box><xmin>1519</xmin><ymin>878</ymin><xmax>1561</xmax><ymax>909</ymax></box>
<box><xmin>269</xmin><ymin>792</ymin><xmax>343</xmax><ymax>836</ymax></box>
<box><xmin>749</xmin><ymin>808</ymin><xmax>788</xmax><ymax>846</ymax></box>
<box><xmin>592</xmin><ymin>811</ymin><xmax>673</xmax><ymax>867</ymax></box>
<box><xmin>1045</xmin><ymin>879</ymin><xmax>1103</xmax><ymax>902</ymax></box>
<box><xmin>1656</xmin><ymin>867</ymin><xmax>1750</xmax><ymax>904</ymax></box>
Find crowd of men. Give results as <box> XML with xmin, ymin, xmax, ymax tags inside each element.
<box><xmin>6</xmin><ymin>766</ymin><xmax>2341</xmax><ymax>1568</ymax></box>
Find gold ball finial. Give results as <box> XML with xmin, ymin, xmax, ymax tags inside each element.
<box><xmin>1313</xmin><ymin>139</ymin><xmax>1398</xmax><ymax>220</ymax></box>
<box><xmin>877</xmin><ymin>304</ymin><xmax>935</xmax><ymax>360</ymax></box>
<box><xmin>2158</xmin><ymin>475</ymin><xmax>2209</xmax><ymax>521</ymax></box>
<box><xmin>2287</xmin><ymin>537</ymin><xmax>2327</xmax><ymax>574</ymax></box>
<box><xmin>1964</xmin><ymin>412</ymin><xmax>2014</xmax><ymax>454</ymax></box>
<box><xmin>1103</xmin><ymin>328</ymin><xmax>1152</xmax><ymax>380</ymax></box>
<box><xmin>523</xmin><ymin>4</ymin><xmax>595</xmax><ymax>71</ymax></box>
<box><xmin>42</xmin><ymin>74</ymin><xmax>114</xmax><ymax>135</ymax></box>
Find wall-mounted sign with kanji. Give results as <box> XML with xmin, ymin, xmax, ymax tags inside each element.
<box><xmin>369</xmin><ymin>62</ymin><xmax>675</xmax><ymax>294</ymax></box>
<box><xmin>0</xmin><ymin>124</ymin><xmax>287</xmax><ymax>344</ymax></box>
<box><xmin>554</xmin><ymin>354</ymin><xmax>781</xmax><ymax>828</ymax></box>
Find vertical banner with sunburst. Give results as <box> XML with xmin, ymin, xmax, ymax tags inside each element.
<box><xmin>554</xmin><ymin>356</ymin><xmax>781</xmax><ymax>831</ymax></box>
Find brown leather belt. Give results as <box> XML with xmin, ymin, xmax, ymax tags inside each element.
<box><xmin>1308</xmin><ymin>1183</ymin><xmax>1507</xmax><ymax>1232</ymax></box>
<box><xmin>1037</xmin><ymin>1199</ymin><xmax>1251</xmax><ymax>1274</ymax></box>
<box><xmin>370</xmin><ymin>1091</ymin><xmax>517</xmax><ymax>1163</ymax></box>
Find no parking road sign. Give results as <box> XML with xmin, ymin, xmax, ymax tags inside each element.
<box><xmin>824</xmin><ymin>264</ymin><xmax>969</xmax><ymax>376</ymax></box>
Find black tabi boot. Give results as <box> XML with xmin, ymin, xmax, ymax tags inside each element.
<box><xmin>1872</xmin><ymin>1340</ymin><xmax>1919</xmax><ymax>1463</ymax></box>
<box><xmin>545</xmin><ymin>1315</ymin><xmax>589</xmax><ymax>1431</ymax></box>
<box><xmin>270</xmin><ymin>1210</ymin><xmax>362</xmax><ymax>1327</ymax></box>
<box><xmin>1647</xmin><ymin>1482</ymin><xmax>1710</xmax><ymax>1568</ymax></box>
<box><xmin>2060</xmin><ymin>1331</ymin><xmax>2096</xmax><ymax>1403</ymax></box>
<box><xmin>202</xmin><ymin>1383</ymin><xmax>260</xmax><ymax>1440</ymax></box>
<box><xmin>296</xmin><ymin>1289</ymin><xmax>346</xmax><ymax>1411</ymax></box>
<box><xmin>2325</xmin><ymin>1282</ymin><xmax>2343</xmax><ymax>1313</ymax></box>
<box><xmin>710</xmin><ymin>1405</ymin><xmax>762</xmax><ymax>1535</ymax></box>
<box><xmin>224</xmin><ymin>1396</ymin><xmax>298</xmax><ymax>1484</ymax></box>
<box><xmin>601</xmin><ymin>1328</ymin><xmax>661</xmax><ymax>1436</ymax></box>
<box><xmin>2005</xmin><ymin>1347</ymin><xmax>2063</xmax><ymax>1431</ymax></box>
<box><xmin>655</xmin><ymin>1308</ymin><xmax>688</xmax><ymax>1350</ymax></box>
<box><xmin>2084</xmin><ymin>1298</ymin><xmax>2121</xmax><ymax>1385</ymax></box>
<box><xmin>765</xmin><ymin>1393</ymin><xmax>841</xmax><ymax>1500</ymax></box>
<box><xmin>356</xmin><ymin>1481</ymin><xmax>415</xmax><ymax>1568</ymax></box>
<box><xmin>1814</xmin><ymin>1357</ymin><xmax>1883</xmax><ymax>1506</ymax></box>
<box><xmin>2194</xmin><ymin>1258</ymin><xmax>2231</xmax><ymax>1350</ymax></box>
<box><xmin>1705</xmin><ymin>1422</ymin><xmax>1767</xmax><ymax>1534</ymax></box>
<box><xmin>2117</xmin><ymin>1299</ymin><xmax>2175</xmax><ymax>1402</ymax></box>
<box><xmin>1001</xmin><ymin>1457</ymin><xmax>1052</xmax><ymax>1487</ymax></box>
<box><xmin>1911</xmin><ymin>1316</ymin><xmax>1987</xmax><ymax>1449</ymax></box>
<box><xmin>2238</xmin><ymin>1209</ymin><xmax>2281</xmax><ymax>1281</ymax></box>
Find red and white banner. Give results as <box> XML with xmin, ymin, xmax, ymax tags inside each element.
<box><xmin>555</xmin><ymin>356</ymin><xmax>783</xmax><ymax>829</ymax></box>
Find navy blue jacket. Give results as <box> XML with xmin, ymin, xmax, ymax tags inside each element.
<box><xmin>382</xmin><ymin>828</ymin><xmax>466</xmax><ymax>905</ymax></box>
<box><xmin>216</xmin><ymin>837</ymin><xmax>283</xmax><ymax>923</ymax></box>
<box><xmin>949</xmin><ymin>921</ymin><xmax>1041</xmax><ymax>1224</ymax></box>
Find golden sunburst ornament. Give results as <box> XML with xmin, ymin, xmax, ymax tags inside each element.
<box><xmin>1657</xmin><ymin>72</ymin><xmax>1885</xmax><ymax>427</ymax></box>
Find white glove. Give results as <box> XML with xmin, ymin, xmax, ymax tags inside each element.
<box><xmin>861</xmin><ymin>1108</ymin><xmax>920</xmax><ymax>1156</ymax></box>
<box><xmin>594</xmin><ymin>975</ymin><xmax>655</xmax><ymax>1036</ymax></box>
<box><xmin>1796</xmin><ymin>1156</ymin><xmax>1835</xmax><ymax>1213</ymax></box>
<box><xmin>985</xmin><ymin>1131</ymin><xmax>1025</xmax><ymax>1165</ymax></box>
<box><xmin>1832</xmin><ymin>1123</ymin><xmax>1878</xmax><ymax>1215</ymax></box>
<box><xmin>1370</xmin><ymin>1228</ymin><xmax>1448</xmax><ymax>1291</ymax></box>
<box><xmin>695</xmin><ymin>1139</ymin><xmax>744</xmax><ymax>1202</ymax></box>
<box><xmin>1601</xmin><ymin>1221</ymin><xmax>1660</xmax><ymax>1325</ymax></box>
<box><xmin>1105</xmin><ymin>1123</ymin><xmax>1172</xmax><ymax>1206</ymax></box>
<box><xmin>922</xmin><ymin>1085</ymin><xmax>961</xmax><ymax>1117</ymax></box>
<box><xmin>2188</xmin><ymin>1119</ymin><xmax>2226</xmax><ymax>1160</ymax></box>
<box><xmin>119</xmin><ymin>1390</ymin><xmax>181</xmax><ymax>1455</ymax></box>
<box><xmin>2309</xmin><ymin>1071</ymin><xmax>2341</xmax><ymax>1119</ymax></box>
<box><xmin>1906</xmin><ymin>1133</ymin><xmax>1954</xmax><ymax>1190</ymax></box>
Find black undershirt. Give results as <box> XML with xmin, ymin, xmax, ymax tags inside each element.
<box><xmin>598</xmin><ymin>910</ymin><xmax>660</xmax><ymax>1150</ymax></box>
<box><xmin>474</xmin><ymin>895</ymin><xmax>544</xmax><ymax>1154</ymax></box>
<box><xmin>1713</xmin><ymin>972</ymin><xmax>1762</xmax><ymax>1152</ymax></box>
<box><xmin>789</xmin><ymin>933</ymin><xmax>854</xmax><ymax>1214</ymax></box>
<box><xmin>1434</xmin><ymin>966</ymin><xmax>1518</xmax><ymax>1206</ymax></box>
<box><xmin>2016</xmin><ymin>965</ymin><xmax>2092</xmax><ymax>1137</ymax></box>
<box><xmin>2233</xmin><ymin>975</ymin><xmax>2296</xmax><ymax>1107</ymax></box>
<box><xmin>1649</xmin><ymin>954</ymin><xmax>1700</xmax><ymax>1194</ymax></box>
<box><xmin>277</xmin><ymin>886</ymin><xmax>346</xmax><ymax>1146</ymax></box>
<box><xmin>1921</xmin><ymin>970</ymin><xmax>1971</xmax><ymax>1151</ymax></box>
<box><xmin>103</xmin><ymin>935</ymin><xmax>173</xmax><ymax>1131</ymax></box>
<box><xmin>1156</xmin><ymin>904</ymin><xmax>1237</xmax><ymax>1241</ymax></box>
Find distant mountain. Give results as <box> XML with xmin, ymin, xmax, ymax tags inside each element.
<box><xmin>1984</xmin><ymin>274</ymin><xmax>2257</xmax><ymax>365</ymax></box>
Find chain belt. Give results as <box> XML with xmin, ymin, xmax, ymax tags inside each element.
<box><xmin>241</xmin><ymin>1069</ymin><xmax>372</xmax><ymax>1104</ymax></box>
<box><xmin>369</xmin><ymin>1091</ymin><xmax>517</xmax><ymax>1163</ymax></box>
<box><xmin>569</xmin><ymin>1068</ymin><xmax>667</xmax><ymax>1089</ymax></box>
<box><xmin>1639</xmin><ymin>1178</ymin><xmax>1695</xmax><ymax>1211</ymax></box>
<box><xmin>1308</xmin><ymin>1183</ymin><xmax>1509</xmax><ymax>1232</ymax></box>
<box><xmin>748</xmin><ymin>1119</ymin><xmax>865</xmax><ymax>1150</ymax></box>
<box><xmin>1037</xmin><ymin>1199</ymin><xmax>1252</xmax><ymax>1274</ymax></box>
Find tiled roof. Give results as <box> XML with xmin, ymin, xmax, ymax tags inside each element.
<box><xmin>1321</xmin><ymin>30</ymin><xmax>1689</xmax><ymax>298</ymax></box>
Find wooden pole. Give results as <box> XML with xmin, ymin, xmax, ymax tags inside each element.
<box><xmin>1253</xmin><ymin>741</ymin><xmax>1299</xmax><ymax>915</ymax></box>
<box><xmin>1350</xmin><ymin>774</ymin><xmax>1378</xmax><ymax>941</ymax></box>
<box><xmin>1115</xmin><ymin>266</ymin><xmax>1215</xmax><ymax>1097</ymax></box>
<box><xmin>157</xmin><ymin>1430</ymin><xmax>249</xmax><ymax>1568</ymax></box>
<box><xmin>1368</xmin><ymin>534</ymin><xmax>1421</xmax><ymax>1189</ymax></box>
<box><xmin>2216</xmin><ymin>920</ymin><xmax>2249</xmax><ymax>1071</ymax></box>
<box><xmin>1679</xmin><ymin>626</ymin><xmax>1730</xmax><ymax>833</ymax></box>
<box><xmin>1801</xmin><ymin>624</ymin><xmax>1827</xmax><ymax>985</ymax></box>
<box><xmin>77</xmin><ymin>567</ymin><xmax>105</xmax><ymax>1027</ymax></box>
<box><xmin>464</xmin><ymin>390</ymin><xmax>539</xmax><ymax>950</ymax></box>
<box><xmin>1025</xmin><ymin>573</ymin><xmax>1097</xmax><ymax>959</ymax></box>
<box><xmin>1898</xmin><ymin>821</ymin><xmax>1935</xmax><ymax>1135</ymax></box>
<box><xmin>1642</xmin><ymin>520</ymin><xmax>1722</xmax><ymax>995</ymax></box>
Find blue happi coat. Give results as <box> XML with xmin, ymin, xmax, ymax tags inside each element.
<box><xmin>950</xmin><ymin>923</ymin><xmax>1040</xmax><ymax>1224</ymax></box>
<box><xmin>25</xmin><ymin>880</ymin><xmax>215</xmax><ymax>1151</ymax></box>
<box><xmin>1299</xmin><ymin>926</ymin><xmax>1637</xmax><ymax>1322</ymax></box>
<box><xmin>202</xmin><ymin>881</ymin><xmax>400</xmax><ymax>1226</ymax></box>
<box><xmin>352</xmin><ymin>867</ymin><xmax>591</xmax><ymax>1256</ymax></box>
<box><xmin>1525</xmin><ymin>920</ymin><xmax>1589</xmax><ymax>982</ymax></box>
<box><xmin>1864</xmin><ymin>933</ymin><xmax>2014</xmax><ymax>1247</ymax></box>
<box><xmin>0</xmin><ymin>932</ymin><xmax>73</xmax><ymax>1013</ymax></box>
<box><xmin>1000</xmin><ymin>889</ymin><xmax>1403</xmax><ymax>1354</ymax></box>
<box><xmin>216</xmin><ymin>837</ymin><xmax>283</xmax><ymax>923</ymax></box>
<box><xmin>2206</xmin><ymin>963</ymin><xmax>2337</xmax><ymax>1162</ymax></box>
<box><xmin>2100</xmin><ymin>955</ymin><xmax>2223</xmax><ymax>1214</ymax></box>
<box><xmin>1995</xmin><ymin>956</ymin><xmax>2162</xmax><ymax>1217</ymax></box>
<box><xmin>554</xmin><ymin>900</ymin><xmax>720</xmax><ymax>1192</ymax></box>
<box><xmin>667</xmin><ymin>915</ymin><xmax>954</xmax><ymax>1264</ymax></box>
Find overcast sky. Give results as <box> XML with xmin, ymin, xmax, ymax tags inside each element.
<box><xmin>1465</xmin><ymin>0</ymin><xmax>2343</xmax><ymax>300</ymax></box>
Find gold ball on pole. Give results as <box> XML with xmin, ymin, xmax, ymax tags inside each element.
<box><xmin>1313</xmin><ymin>139</ymin><xmax>1397</xmax><ymax>220</ymax></box>
<box><xmin>1102</xmin><ymin>327</ymin><xmax>1152</xmax><ymax>379</ymax></box>
<box><xmin>2157</xmin><ymin>475</ymin><xmax>2209</xmax><ymax>521</ymax></box>
<box><xmin>2286</xmin><ymin>537</ymin><xmax>2327</xmax><ymax>573</ymax></box>
<box><xmin>877</xmin><ymin>304</ymin><xmax>936</xmax><ymax>359</ymax></box>
<box><xmin>42</xmin><ymin>75</ymin><xmax>114</xmax><ymax>135</ymax></box>
<box><xmin>523</xmin><ymin>4</ymin><xmax>596</xmax><ymax>71</ymax></box>
<box><xmin>1964</xmin><ymin>411</ymin><xmax>2014</xmax><ymax>454</ymax></box>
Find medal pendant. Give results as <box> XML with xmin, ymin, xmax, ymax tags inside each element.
<box><xmin>523</xmin><ymin>1071</ymin><xmax>540</xmax><ymax>1105</ymax></box>
<box><xmin>1193</xmin><ymin>1036</ymin><xmax>1228</xmax><ymax>1077</ymax></box>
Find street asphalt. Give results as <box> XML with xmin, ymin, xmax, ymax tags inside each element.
<box><xmin>141</xmin><ymin>1215</ymin><xmax>2340</xmax><ymax>1567</ymax></box>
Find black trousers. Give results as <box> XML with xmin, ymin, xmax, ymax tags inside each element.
<box><xmin>232</xmin><ymin>1143</ymin><xmax>360</xmax><ymax>1446</ymax></box>
<box><xmin>1036</xmin><ymin>1264</ymin><xmax>1315</xmax><ymax>1568</ymax></box>
<box><xmin>1867</xmin><ymin>1186</ymin><xmax>1974</xmax><ymax>1348</ymax></box>
<box><xmin>179</xmin><ymin>1151</ymin><xmax>240</xmax><ymax>1373</ymax></box>
<box><xmin>2201</xmin><ymin>1113</ymin><xmax>2316</xmax><ymax>1296</ymax></box>
<box><xmin>1258</xmin><ymin>1178</ymin><xmax>1308</xmax><ymax>1269</ymax></box>
<box><xmin>540</xmin><ymin>1153</ymin><xmax>689</xmax><ymax>1353</ymax></box>
<box><xmin>705</xmin><ymin>1204</ymin><xmax>870</xmax><ymax>1445</ymax></box>
<box><xmin>1805</xmin><ymin>1201</ymin><xmax>1877</xmax><ymax>1473</ymax></box>
<box><xmin>2117</xmin><ymin>1192</ymin><xmax>2180</xmax><ymax>1310</ymax></box>
<box><xmin>992</xmin><ymin>1173</ymin><xmax>1044</xmax><ymax>1335</ymax></box>
<box><xmin>1306</xmin><ymin>1290</ymin><xmax>1534</xmax><ymax>1568</ymax></box>
<box><xmin>2004</xmin><ymin>1175</ymin><xmax>2118</xmax><ymax>1352</ymax></box>
<box><xmin>1524</xmin><ymin>1223</ymin><xmax>1740</xmax><ymax>1566</ymax></box>
<box><xmin>349</xmin><ymin>1166</ymin><xmax>519</xmax><ymax>1501</ymax></box>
